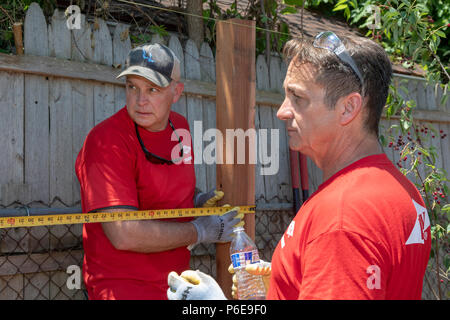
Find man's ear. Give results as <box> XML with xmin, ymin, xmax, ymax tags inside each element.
<box><xmin>172</xmin><ymin>81</ymin><xmax>184</xmax><ymax>104</ymax></box>
<box><xmin>339</xmin><ymin>92</ymin><xmax>363</xmax><ymax>126</ymax></box>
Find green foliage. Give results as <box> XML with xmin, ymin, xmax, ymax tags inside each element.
<box><xmin>202</xmin><ymin>0</ymin><xmax>295</xmax><ymax>56</ymax></box>
<box><xmin>0</xmin><ymin>0</ymin><xmax>56</xmax><ymax>53</ymax></box>
<box><xmin>310</xmin><ymin>0</ymin><xmax>450</xmax><ymax>83</ymax></box>
<box><xmin>381</xmin><ymin>80</ymin><xmax>448</xmax><ymax>299</ymax></box>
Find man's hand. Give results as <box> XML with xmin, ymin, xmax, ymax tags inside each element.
<box><xmin>194</xmin><ymin>189</ymin><xmax>224</xmax><ymax>208</ymax></box>
<box><xmin>228</xmin><ymin>261</ymin><xmax>272</xmax><ymax>299</ymax></box>
<box><xmin>167</xmin><ymin>270</ymin><xmax>227</xmax><ymax>300</ymax></box>
<box><xmin>190</xmin><ymin>207</ymin><xmax>244</xmax><ymax>246</ymax></box>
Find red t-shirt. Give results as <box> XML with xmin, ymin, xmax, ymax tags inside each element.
<box><xmin>267</xmin><ymin>154</ymin><xmax>431</xmax><ymax>300</ymax></box>
<box><xmin>75</xmin><ymin>107</ymin><xmax>196</xmax><ymax>300</ymax></box>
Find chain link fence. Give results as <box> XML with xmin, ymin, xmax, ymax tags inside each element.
<box><xmin>0</xmin><ymin>207</ymin><xmax>447</xmax><ymax>299</ymax></box>
<box><xmin>0</xmin><ymin>221</ymin><xmax>86</xmax><ymax>299</ymax></box>
<box><xmin>0</xmin><ymin>207</ymin><xmax>295</xmax><ymax>300</ymax></box>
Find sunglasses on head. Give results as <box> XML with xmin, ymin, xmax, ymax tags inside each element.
<box><xmin>313</xmin><ymin>31</ymin><xmax>364</xmax><ymax>90</ymax></box>
<box><xmin>135</xmin><ymin>119</ymin><xmax>183</xmax><ymax>165</ymax></box>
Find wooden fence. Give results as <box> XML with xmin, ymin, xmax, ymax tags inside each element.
<box><xmin>0</xmin><ymin>3</ymin><xmax>448</xmax><ymax>299</ymax></box>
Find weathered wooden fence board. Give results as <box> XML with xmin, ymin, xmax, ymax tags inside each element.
<box><xmin>48</xmin><ymin>9</ymin><xmax>71</xmax><ymax>60</ymax></box>
<box><xmin>0</xmin><ymin>72</ymin><xmax>24</xmax><ymax>205</ymax></box>
<box><xmin>200</xmin><ymin>42</ymin><xmax>217</xmax><ymax>191</ymax></box>
<box><xmin>441</xmin><ymin>123</ymin><xmax>450</xmax><ymax>176</ymax></box>
<box><xmin>169</xmin><ymin>36</ymin><xmax>187</xmax><ymax>117</ymax></box>
<box><xmin>185</xmin><ymin>39</ymin><xmax>207</xmax><ymax>192</ymax></box>
<box><xmin>49</xmin><ymin>78</ymin><xmax>73</xmax><ymax>205</ymax></box>
<box><xmin>24</xmin><ymin>2</ymin><xmax>48</xmax><ymax>57</ymax></box>
<box><xmin>269</xmin><ymin>56</ymin><xmax>290</xmax><ymax>203</ymax></box>
<box><xmin>24</xmin><ymin>74</ymin><xmax>50</xmax><ymax>204</ymax></box>
<box><xmin>71</xmin><ymin>80</ymin><xmax>94</xmax><ymax>202</ymax></box>
<box><xmin>92</xmin><ymin>18</ymin><xmax>113</xmax><ymax>66</ymax></box>
<box><xmin>112</xmin><ymin>23</ymin><xmax>131</xmax><ymax>68</ymax></box>
<box><xmin>255</xmin><ymin>55</ymin><xmax>270</xmax><ymax>203</ymax></box>
<box><xmin>112</xmin><ymin>23</ymin><xmax>131</xmax><ymax>113</ymax></box>
<box><xmin>71</xmin><ymin>14</ymin><xmax>93</xmax><ymax>62</ymax></box>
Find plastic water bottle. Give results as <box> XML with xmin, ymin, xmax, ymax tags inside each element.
<box><xmin>230</xmin><ymin>227</ymin><xmax>266</xmax><ymax>300</ymax></box>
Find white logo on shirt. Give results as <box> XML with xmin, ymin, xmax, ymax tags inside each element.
<box><xmin>280</xmin><ymin>235</ymin><xmax>285</xmax><ymax>248</ymax></box>
<box><xmin>366</xmin><ymin>265</ymin><xmax>381</xmax><ymax>290</ymax></box>
<box><xmin>281</xmin><ymin>221</ymin><xmax>295</xmax><ymax>249</ymax></box>
<box><xmin>405</xmin><ymin>199</ymin><xmax>430</xmax><ymax>245</ymax></box>
<box><xmin>286</xmin><ymin>221</ymin><xmax>295</xmax><ymax>238</ymax></box>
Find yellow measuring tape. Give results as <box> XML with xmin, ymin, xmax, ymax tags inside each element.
<box><xmin>0</xmin><ymin>206</ymin><xmax>256</xmax><ymax>229</ymax></box>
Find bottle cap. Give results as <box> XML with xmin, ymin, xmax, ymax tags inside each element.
<box><xmin>233</xmin><ymin>226</ymin><xmax>245</xmax><ymax>232</ymax></box>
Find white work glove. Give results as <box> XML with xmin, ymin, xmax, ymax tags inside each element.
<box><xmin>229</xmin><ymin>260</ymin><xmax>271</xmax><ymax>299</ymax></box>
<box><xmin>190</xmin><ymin>207</ymin><xmax>243</xmax><ymax>247</ymax></box>
<box><xmin>167</xmin><ymin>270</ymin><xmax>227</xmax><ymax>300</ymax></box>
<box><xmin>194</xmin><ymin>189</ymin><xmax>224</xmax><ymax>208</ymax></box>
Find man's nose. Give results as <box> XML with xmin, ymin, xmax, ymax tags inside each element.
<box><xmin>137</xmin><ymin>90</ymin><xmax>148</xmax><ymax>105</ymax></box>
<box><xmin>277</xmin><ymin>99</ymin><xmax>294</xmax><ymax>121</ymax></box>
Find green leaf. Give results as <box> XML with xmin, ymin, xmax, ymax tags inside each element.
<box><xmin>333</xmin><ymin>4</ymin><xmax>349</xmax><ymax>12</ymax></box>
<box><xmin>283</xmin><ymin>0</ymin><xmax>303</xmax><ymax>5</ymax></box>
<box><xmin>418</xmin><ymin>147</ymin><xmax>430</xmax><ymax>157</ymax></box>
<box><xmin>400</xmin><ymin>118</ymin><xmax>412</xmax><ymax>131</ymax></box>
<box><xmin>435</xmin><ymin>30</ymin><xmax>446</xmax><ymax>38</ymax></box>
<box><xmin>379</xmin><ymin>135</ymin><xmax>386</xmax><ymax>147</ymax></box>
<box><xmin>281</xmin><ymin>7</ymin><xmax>298</xmax><ymax>14</ymax></box>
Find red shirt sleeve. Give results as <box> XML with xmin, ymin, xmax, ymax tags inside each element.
<box><xmin>299</xmin><ymin>230</ymin><xmax>389</xmax><ymax>300</ymax></box>
<box><xmin>75</xmin><ymin>128</ymin><xmax>139</xmax><ymax>212</ymax></box>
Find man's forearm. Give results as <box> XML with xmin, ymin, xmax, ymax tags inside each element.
<box><xmin>100</xmin><ymin>209</ymin><xmax>197</xmax><ymax>253</ymax></box>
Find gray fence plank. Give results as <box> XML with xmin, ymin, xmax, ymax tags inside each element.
<box><xmin>255</xmin><ymin>55</ymin><xmax>269</xmax><ymax>204</ymax></box>
<box><xmin>439</xmin><ymin>123</ymin><xmax>450</xmax><ymax>177</ymax></box>
<box><xmin>24</xmin><ymin>74</ymin><xmax>50</xmax><ymax>204</ymax></box>
<box><xmin>256</xmin><ymin>55</ymin><xmax>279</xmax><ymax>202</ymax></box>
<box><xmin>169</xmin><ymin>36</ymin><xmax>187</xmax><ymax>117</ymax></box>
<box><xmin>112</xmin><ymin>22</ymin><xmax>130</xmax><ymax>113</ymax></box>
<box><xmin>113</xmin><ymin>23</ymin><xmax>131</xmax><ymax>68</ymax></box>
<box><xmin>151</xmin><ymin>34</ymin><xmax>165</xmax><ymax>45</ymax></box>
<box><xmin>49</xmin><ymin>78</ymin><xmax>73</xmax><ymax>205</ymax></box>
<box><xmin>430</xmin><ymin>122</ymin><xmax>444</xmax><ymax>175</ymax></box>
<box><xmin>71</xmin><ymin>14</ymin><xmax>93</xmax><ymax>62</ymax></box>
<box><xmin>72</xmin><ymin>80</ymin><xmax>94</xmax><ymax>204</ymax></box>
<box><xmin>0</xmin><ymin>72</ymin><xmax>24</xmax><ymax>205</ymax></box>
<box><xmin>92</xmin><ymin>18</ymin><xmax>113</xmax><ymax>66</ymax></box>
<box><xmin>91</xmin><ymin>18</ymin><xmax>114</xmax><ymax>126</ymax></box>
<box><xmin>24</xmin><ymin>2</ymin><xmax>48</xmax><ymax>57</ymax></box>
<box><xmin>416</xmin><ymin>81</ymin><xmax>427</xmax><ymax>110</ymax></box>
<box><xmin>200</xmin><ymin>42</ymin><xmax>216</xmax><ymax>191</ymax></box>
<box><xmin>48</xmin><ymin>9</ymin><xmax>71</xmax><ymax>59</ymax></box>
<box><xmin>185</xmin><ymin>39</ymin><xmax>207</xmax><ymax>192</ymax></box>
<box><xmin>94</xmin><ymin>83</ymin><xmax>115</xmax><ymax>126</ymax></box>
<box><xmin>269</xmin><ymin>56</ymin><xmax>290</xmax><ymax>203</ymax></box>
<box><xmin>269</xmin><ymin>57</ymin><xmax>283</xmax><ymax>93</ymax></box>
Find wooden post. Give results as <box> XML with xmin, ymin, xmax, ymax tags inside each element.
<box><xmin>215</xmin><ymin>18</ymin><xmax>256</xmax><ymax>299</ymax></box>
<box><xmin>13</xmin><ymin>23</ymin><xmax>24</xmax><ymax>55</ymax></box>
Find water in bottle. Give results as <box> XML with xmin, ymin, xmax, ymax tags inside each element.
<box><xmin>230</xmin><ymin>226</ymin><xmax>266</xmax><ymax>300</ymax></box>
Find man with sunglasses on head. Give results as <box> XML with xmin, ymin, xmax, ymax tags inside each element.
<box><xmin>167</xmin><ymin>32</ymin><xmax>431</xmax><ymax>300</ymax></box>
<box><xmin>75</xmin><ymin>43</ymin><xmax>243</xmax><ymax>300</ymax></box>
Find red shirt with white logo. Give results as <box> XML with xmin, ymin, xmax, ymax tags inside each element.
<box><xmin>75</xmin><ymin>107</ymin><xmax>195</xmax><ymax>300</ymax></box>
<box><xmin>267</xmin><ymin>154</ymin><xmax>431</xmax><ymax>300</ymax></box>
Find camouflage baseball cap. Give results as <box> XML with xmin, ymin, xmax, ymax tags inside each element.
<box><xmin>117</xmin><ymin>43</ymin><xmax>181</xmax><ymax>87</ymax></box>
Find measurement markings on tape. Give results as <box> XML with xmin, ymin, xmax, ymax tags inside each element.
<box><xmin>0</xmin><ymin>206</ymin><xmax>256</xmax><ymax>229</ymax></box>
